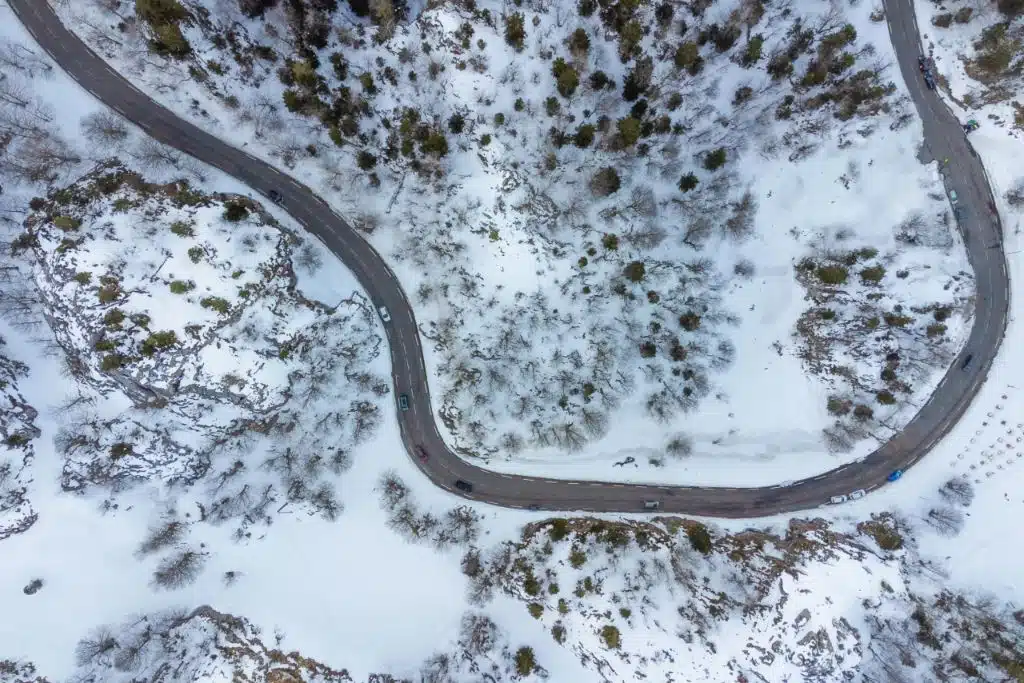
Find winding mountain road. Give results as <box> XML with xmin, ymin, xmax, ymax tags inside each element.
<box><xmin>8</xmin><ymin>0</ymin><xmax>1009</xmax><ymax>517</ymax></box>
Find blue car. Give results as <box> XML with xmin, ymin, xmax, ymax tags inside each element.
<box><xmin>887</xmin><ymin>469</ymin><xmax>903</xmax><ymax>482</ymax></box>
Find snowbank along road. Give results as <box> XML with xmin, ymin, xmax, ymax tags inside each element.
<box><xmin>9</xmin><ymin>0</ymin><xmax>1009</xmax><ymax>518</ymax></box>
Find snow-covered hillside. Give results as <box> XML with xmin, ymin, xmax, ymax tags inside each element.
<box><xmin>4</xmin><ymin>504</ymin><xmax>1023</xmax><ymax>683</ymax></box>
<box><xmin>54</xmin><ymin>0</ymin><xmax>973</xmax><ymax>484</ymax></box>
<box><xmin>8</xmin><ymin>160</ymin><xmax>387</xmax><ymax>535</ymax></box>
<box><xmin>2</xmin><ymin>3</ymin><xmax>1023</xmax><ymax>683</ymax></box>
<box><xmin>460</xmin><ymin>512</ymin><xmax>1024</xmax><ymax>682</ymax></box>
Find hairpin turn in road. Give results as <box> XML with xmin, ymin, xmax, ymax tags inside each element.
<box><xmin>8</xmin><ymin>0</ymin><xmax>1008</xmax><ymax>518</ymax></box>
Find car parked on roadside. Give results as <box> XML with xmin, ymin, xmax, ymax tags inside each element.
<box><xmin>267</xmin><ymin>189</ymin><xmax>283</xmax><ymax>204</ymax></box>
<box><xmin>961</xmin><ymin>353</ymin><xmax>974</xmax><ymax>370</ymax></box>
<box><xmin>398</xmin><ymin>393</ymin><xmax>409</xmax><ymax>411</ymax></box>
<box><xmin>829</xmin><ymin>495</ymin><xmax>848</xmax><ymax>505</ymax></box>
<box><xmin>414</xmin><ymin>444</ymin><xmax>428</xmax><ymax>461</ymax></box>
<box><xmin>949</xmin><ymin>190</ymin><xmax>959</xmax><ymax>205</ymax></box>
<box><xmin>378</xmin><ymin>306</ymin><xmax>391</xmax><ymax>323</ymax></box>
<box><xmin>849</xmin><ymin>489</ymin><xmax>866</xmax><ymax>500</ymax></box>
<box><xmin>455</xmin><ymin>479</ymin><xmax>473</xmax><ymax>492</ymax></box>
<box><xmin>887</xmin><ymin>469</ymin><xmax>904</xmax><ymax>482</ymax></box>
<box><xmin>924</xmin><ymin>72</ymin><xmax>937</xmax><ymax>90</ymax></box>
<box><xmin>954</xmin><ymin>205</ymin><xmax>966</xmax><ymax>224</ymax></box>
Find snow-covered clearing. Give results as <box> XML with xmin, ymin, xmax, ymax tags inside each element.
<box><xmin>47</xmin><ymin>0</ymin><xmax>975</xmax><ymax>485</ymax></box>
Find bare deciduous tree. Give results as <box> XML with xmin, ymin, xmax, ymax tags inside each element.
<box><xmin>683</xmin><ymin>216</ymin><xmax>713</xmax><ymax>250</ymax></box>
<box><xmin>0</xmin><ymin>39</ymin><xmax>53</xmax><ymax>79</ymax></box>
<box><xmin>151</xmin><ymin>547</ymin><xmax>207</xmax><ymax>590</ymax></box>
<box><xmin>80</xmin><ymin>110</ymin><xmax>131</xmax><ymax>150</ymax></box>
<box><xmin>131</xmin><ymin>137</ymin><xmax>183</xmax><ymax>172</ymax></box>
<box><xmin>939</xmin><ymin>476</ymin><xmax>974</xmax><ymax>507</ymax></box>
<box><xmin>926</xmin><ymin>506</ymin><xmax>964</xmax><ymax>536</ymax></box>
<box><xmin>136</xmin><ymin>518</ymin><xmax>187</xmax><ymax>558</ymax></box>
<box><xmin>73</xmin><ymin>625</ymin><xmax>118</xmax><ymax>666</ymax></box>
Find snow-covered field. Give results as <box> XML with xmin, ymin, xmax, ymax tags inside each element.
<box><xmin>1</xmin><ymin>0</ymin><xmax>1023</xmax><ymax>681</ymax></box>
<box><xmin>43</xmin><ymin>0</ymin><xmax>977</xmax><ymax>485</ymax></box>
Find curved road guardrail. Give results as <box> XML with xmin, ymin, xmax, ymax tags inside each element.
<box><xmin>8</xmin><ymin>0</ymin><xmax>1008</xmax><ymax>517</ymax></box>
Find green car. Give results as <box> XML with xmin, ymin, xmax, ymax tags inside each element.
<box><xmin>398</xmin><ymin>394</ymin><xmax>409</xmax><ymax>411</ymax></box>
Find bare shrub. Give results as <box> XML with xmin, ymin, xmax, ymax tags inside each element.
<box><xmin>294</xmin><ymin>240</ymin><xmax>323</xmax><ymax>273</ymax></box>
<box><xmin>666</xmin><ymin>433</ymin><xmax>694</xmax><ymax>457</ymax></box>
<box><xmin>590</xmin><ymin>166</ymin><xmax>621</xmax><ymax>197</ymax></box>
<box><xmin>151</xmin><ymin>547</ymin><xmax>206</xmax><ymax>590</ymax></box>
<box><xmin>939</xmin><ymin>476</ymin><xmax>974</xmax><ymax>507</ymax></box>
<box><xmin>136</xmin><ymin>519</ymin><xmax>187</xmax><ymax>557</ymax></box>
<box><xmin>378</xmin><ymin>470</ymin><xmax>409</xmax><ymax>510</ymax></box>
<box><xmin>683</xmin><ymin>216</ymin><xmax>713</xmax><ymax>249</ymax></box>
<box><xmin>724</xmin><ymin>189</ymin><xmax>757</xmax><ymax>240</ymax></box>
<box><xmin>823</xmin><ymin>422</ymin><xmax>855</xmax><ymax>453</ymax></box>
<box><xmin>733</xmin><ymin>258</ymin><xmax>756</xmax><ymax>278</ymax></box>
<box><xmin>1006</xmin><ymin>178</ymin><xmax>1024</xmax><ymax>207</ymax></box>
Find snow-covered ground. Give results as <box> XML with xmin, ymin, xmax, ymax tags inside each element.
<box><xmin>42</xmin><ymin>0</ymin><xmax>977</xmax><ymax>485</ymax></box>
<box><xmin>907</xmin><ymin>0</ymin><xmax>1024</xmax><ymax>606</ymax></box>
<box><xmin>1</xmin><ymin>0</ymin><xmax>1023</xmax><ymax>681</ymax></box>
<box><xmin>0</xmin><ymin>7</ymin><xmax>476</xmax><ymax>677</ymax></box>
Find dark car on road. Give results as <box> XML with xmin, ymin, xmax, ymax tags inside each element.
<box><xmin>953</xmin><ymin>205</ymin><xmax>966</xmax><ymax>225</ymax></box>
<box><xmin>267</xmin><ymin>189</ymin><xmax>283</xmax><ymax>204</ymax></box>
<box><xmin>454</xmin><ymin>480</ymin><xmax>473</xmax><ymax>492</ymax></box>
<box><xmin>415</xmin><ymin>444</ymin><xmax>428</xmax><ymax>462</ymax></box>
<box><xmin>924</xmin><ymin>72</ymin><xmax>936</xmax><ymax>90</ymax></box>
<box><xmin>398</xmin><ymin>394</ymin><xmax>409</xmax><ymax>411</ymax></box>
<box><xmin>961</xmin><ymin>353</ymin><xmax>973</xmax><ymax>370</ymax></box>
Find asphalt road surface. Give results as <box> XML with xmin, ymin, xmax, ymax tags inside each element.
<box><xmin>8</xmin><ymin>0</ymin><xmax>1009</xmax><ymax>518</ymax></box>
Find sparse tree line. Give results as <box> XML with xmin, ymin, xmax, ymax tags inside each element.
<box><xmin>55</xmin><ymin>602</ymin><xmax>544</xmax><ymax>682</ymax></box>
<box><xmin>377</xmin><ymin>470</ymin><xmax>481</xmax><ymax>550</ymax></box>
<box><xmin>0</xmin><ymin>45</ymin><xmax>80</xmax><ymax>189</ymax></box>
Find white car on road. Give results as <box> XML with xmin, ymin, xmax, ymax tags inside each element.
<box><xmin>829</xmin><ymin>495</ymin><xmax>848</xmax><ymax>505</ymax></box>
<box><xmin>378</xmin><ymin>306</ymin><xmax>391</xmax><ymax>323</ymax></box>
